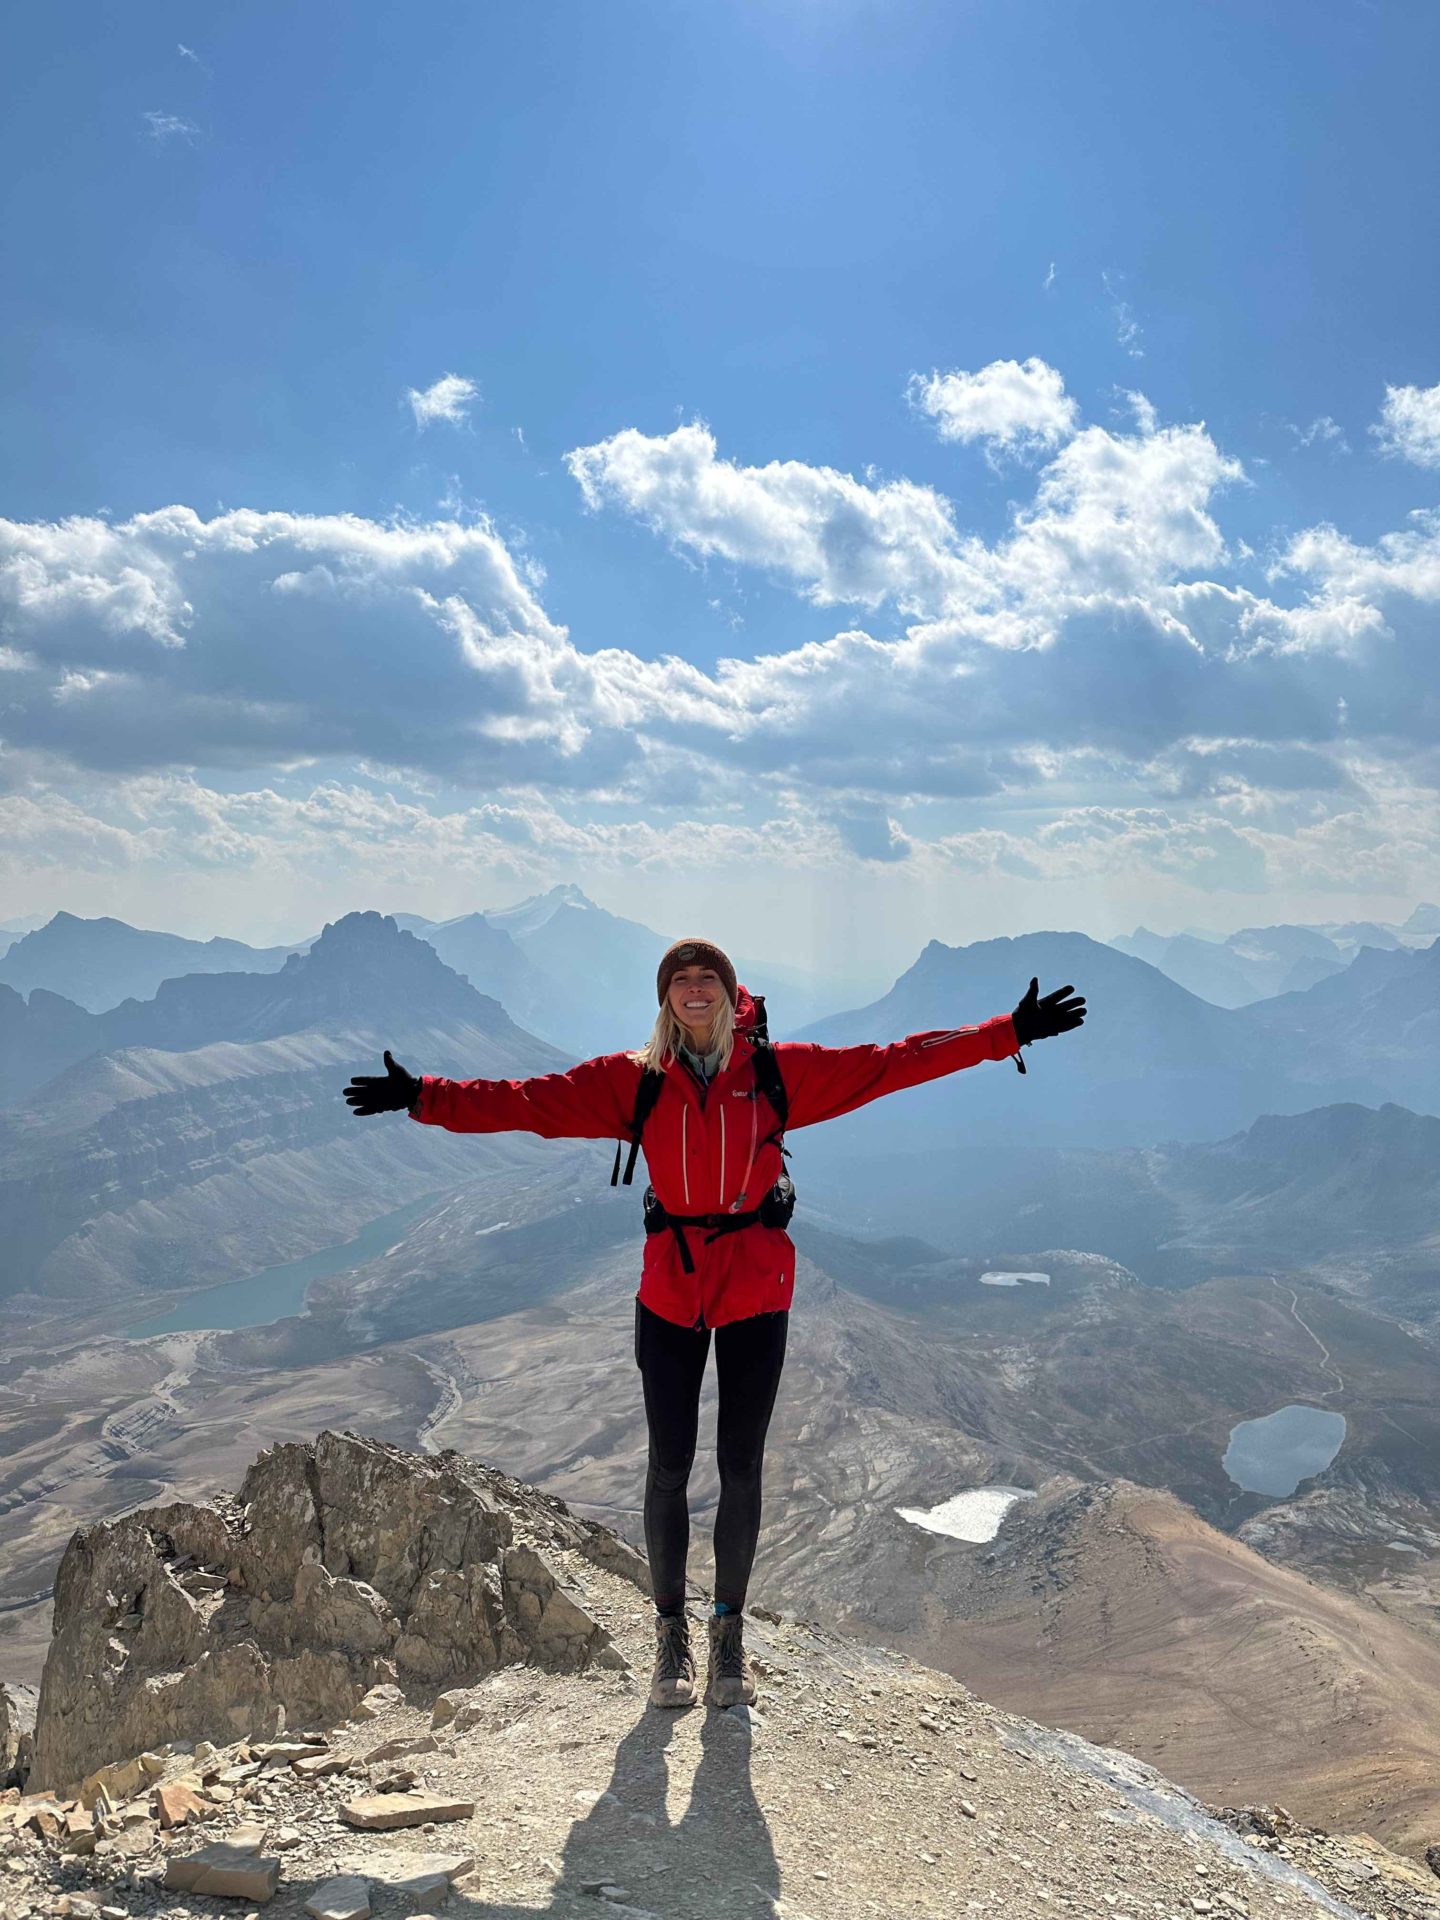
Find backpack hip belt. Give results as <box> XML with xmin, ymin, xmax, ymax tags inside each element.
<box><xmin>646</xmin><ymin>1201</ymin><xmax>766</xmax><ymax>1275</ymax></box>
<box><xmin>641</xmin><ymin>1179</ymin><xmax>796</xmax><ymax>1275</ymax></box>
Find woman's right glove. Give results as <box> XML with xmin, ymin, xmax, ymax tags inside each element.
<box><xmin>1011</xmin><ymin>976</ymin><xmax>1086</xmax><ymax>1067</ymax></box>
<box><xmin>343</xmin><ymin>1049</ymin><xmax>422</xmax><ymax>1117</ymax></box>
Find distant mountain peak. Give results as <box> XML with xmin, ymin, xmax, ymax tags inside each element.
<box><xmin>302</xmin><ymin>909</ymin><xmax>452</xmax><ymax>973</ymax></box>
<box><xmin>485</xmin><ymin>882</ymin><xmax>598</xmax><ymax>935</ymax></box>
<box><xmin>310</xmin><ymin>908</ymin><xmax>404</xmax><ymax>945</ymax></box>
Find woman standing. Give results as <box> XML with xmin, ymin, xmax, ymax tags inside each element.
<box><xmin>344</xmin><ymin>936</ymin><xmax>1085</xmax><ymax>1711</ymax></box>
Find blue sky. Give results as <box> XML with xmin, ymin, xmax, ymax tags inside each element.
<box><xmin>2</xmin><ymin>0</ymin><xmax>1437</xmax><ymax>975</ymax></box>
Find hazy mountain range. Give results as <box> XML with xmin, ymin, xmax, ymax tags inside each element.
<box><xmin>1111</xmin><ymin>900</ymin><xmax>1438</xmax><ymax>1007</ymax></box>
<box><xmin>788</xmin><ymin>927</ymin><xmax>1440</xmax><ymax>1240</ymax></box>
<box><xmin>0</xmin><ymin>884</ymin><xmax>865</xmax><ymax>1060</ymax></box>
<box><xmin>2</xmin><ymin>904</ymin><xmax>1436</xmax><ymax>1312</ymax></box>
<box><xmin>868</xmin><ymin>1098</ymin><xmax>1440</xmax><ymax>1303</ymax></box>
<box><xmin>0</xmin><ymin>912</ymin><xmax>307</xmax><ymax>1014</ymax></box>
<box><xmin>0</xmin><ymin>912</ymin><xmax>566</xmax><ymax>1316</ymax></box>
<box><xmin>5</xmin><ymin>890</ymin><xmax>1432</xmax><ymax>1046</ymax></box>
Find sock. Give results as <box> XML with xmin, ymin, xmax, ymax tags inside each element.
<box><xmin>713</xmin><ymin>1599</ymin><xmax>740</xmax><ymax>1616</ymax></box>
<box><xmin>655</xmin><ymin>1599</ymin><xmax>685</xmax><ymax>1620</ymax></box>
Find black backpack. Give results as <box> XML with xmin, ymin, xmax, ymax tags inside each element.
<box><xmin>610</xmin><ymin>994</ymin><xmax>794</xmax><ymax>1239</ymax></box>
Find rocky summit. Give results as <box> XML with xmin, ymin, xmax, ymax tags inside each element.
<box><xmin>29</xmin><ymin>1431</ymin><xmax>640</xmax><ymax>1790</ymax></box>
<box><xmin>4</xmin><ymin>1433</ymin><xmax>1440</xmax><ymax>1920</ymax></box>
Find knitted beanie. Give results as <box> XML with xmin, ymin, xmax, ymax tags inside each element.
<box><xmin>656</xmin><ymin>938</ymin><xmax>738</xmax><ymax>1008</ymax></box>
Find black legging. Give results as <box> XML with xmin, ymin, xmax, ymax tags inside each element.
<box><xmin>634</xmin><ymin>1296</ymin><xmax>788</xmax><ymax>1613</ymax></box>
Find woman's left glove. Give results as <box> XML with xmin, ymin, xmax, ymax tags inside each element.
<box><xmin>343</xmin><ymin>1048</ymin><xmax>421</xmax><ymax>1117</ymax></box>
<box><xmin>1011</xmin><ymin>977</ymin><xmax>1086</xmax><ymax>1048</ymax></box>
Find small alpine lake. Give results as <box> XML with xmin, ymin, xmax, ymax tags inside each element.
<box><xmin>1222</xmin><ymin>1403</ymin><xmax>1347</xmax><ymax>1498</ymax></box>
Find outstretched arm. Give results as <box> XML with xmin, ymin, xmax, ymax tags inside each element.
<box><xmin>777</xmin><ymin>1014</ymin><xmax>1020</xmax><ymax>1130</ymax></box>
<box><xmin>408</xmin><ymin>1051</ymin><xmax>642</xmax><ymax>1141</ymax></box>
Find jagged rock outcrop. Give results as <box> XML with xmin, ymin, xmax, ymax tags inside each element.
<box><xmin>31</xmin><ymin>1430</ymin><xmax>646</xmax><ymax>1790</ymax></box>
<box><xmin>0</xmin><ymin>1678</ymin><xmax>36</xmax><ymax>1786</ymax></box>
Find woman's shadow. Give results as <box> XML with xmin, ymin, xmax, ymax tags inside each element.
<box><xmin>447</xmin><ymin>1695</ymin><xmax>782</xmax><ymax>1919</ymax></box>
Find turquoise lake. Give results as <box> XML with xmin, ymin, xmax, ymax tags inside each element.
<box><xmin>122</xmin><ymin>1192</ymin><xmax>443</xmax><ymax>1338</ymax></box>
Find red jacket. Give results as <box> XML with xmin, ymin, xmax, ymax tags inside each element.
<box><xmin>409</xmin><ymin>985</ymin><xmax>1020</xmax><ymax>1331</ymax></box>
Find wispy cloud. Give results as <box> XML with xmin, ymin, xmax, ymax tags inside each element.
<box><xmin>1101</xmin><ymin>269</ymin><xmax>1144</xmax><ymax>360</ymax></box>
<box><xmin>1372</xmin><ymin>381</ymin><xmax>1440</xmax><ymax>469</ymax></box>
<box><xmin>1043</xmin><ymin>260</ymin><xmax>1056</xmax><ymax>293</ymax></box>
<box><xmin>406</xmin><ymin>373</ymin><xmax>479</xmax><ymax>430</ymax></box>
<box><xmin>142</xmin><ymin>111</ymin><xmax>199</xmax><ymax>143</ymax></box>
<box><xmin>1290</xmin><ymin>415</ymin><xmax>1351</xmax><ymax>453</ymax></box>
<box><xmin>1117</xmin><ymin>390</ymin><xmax>1157</xmax><ymax>435</ymax></box>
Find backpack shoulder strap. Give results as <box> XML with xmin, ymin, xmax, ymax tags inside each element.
<box><xmin>611</xmin><ymin>1065</ymin><xmax>666</xmax><ymax>1187</ymax></box>
<box><xmin>749</xmin><ymin>1038</ymin><xmax>789</xmax><ymax>1153</ymax></box>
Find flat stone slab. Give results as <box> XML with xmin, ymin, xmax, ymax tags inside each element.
<box><xmin>304</xmin><ymin>1874</ymin><xmax>372</xmax><ymax>1920</ymax></box>
<box><xmin>353</xmin><ymin>1843</ymin><xmax>476</xmax><ymax>1904</ymax></box>
<box><xmin>365</xmin><ymin>1853</ymin><xmax>476</xmax><ymax>1898</ymax></box>
<box><xmin>293</xmin><ymin>1752</ymin><xmax>352</xmax><ymax>1779</ymax></box>
<box><xmin>252</xmin><ymin>1740</ymin><xmax>329</xmax><ymax>1762</ymax></box>
<box><xmin>363</xmin><ymin>1734</ymin><xmax>437</xmax><ymax>1765</ymax></box>
<box><xmin>165</xmin><ymin>1841</ymin><xmax>281</xmax><ymax>1902</ymax></box>
<box><xmin>339</xmin><ymin>1794</ymin><xmax>475</xmax><ymax>1832</ymax></box>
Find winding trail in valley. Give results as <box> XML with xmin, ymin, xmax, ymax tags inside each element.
<box><xmin>1272</xmin><ymin>1276</ymin><xmax>1345</xmax><ymax>1400</ymax></box>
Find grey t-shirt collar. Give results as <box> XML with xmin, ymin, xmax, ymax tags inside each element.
<box><xmin>677</xmin><ymin>1039</ymin><xmax>723</xmax><ymax>1083</ymax></box>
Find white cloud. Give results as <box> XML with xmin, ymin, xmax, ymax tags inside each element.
<box><xmin>906</xmin><ymin>357</ymin><xmax>1079</xmax><ymax>461</ymax></box>
<box><xmin>406</xmin><ymin>374</ymin><xmax>479</xmax><ymax>430</ymax></box>
<box><xmin>3</xmin><ymin>382</ymin><xmax>1438</xmax><ymax>886</ymax></box>
<box><xmin>569</xmin><ymin>413</ymin><xmax>1244</xmax><ymax>641</ymax></box>
<box><xmin>1272</xmin><ymin>507</ymin><xmax>1440</xmax><ymax>607</ymax></box>
<box><xmin>1372</xmin><ymin>381</ymin><xmax>1440</xmax><ymax>469</ymax></box>
<box><xmin>142</xmin><ymin>111</ymin><xmax>198</xmax><ymax>142</ymax></box>
<box><xmin>568</xmin><ymin>420</ymin><xmax>967</xmax><ymax>613</ymax></box>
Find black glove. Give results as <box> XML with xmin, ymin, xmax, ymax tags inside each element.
<box><xmin>343</xmin><ymin>1049</ymin><xmax>421</xmax><ymax>1118</ymax></box>
<box><xmin>1010</xmin><ymin>977</ymin><xmax>1086</xmax><ymax>1074</ymax></box>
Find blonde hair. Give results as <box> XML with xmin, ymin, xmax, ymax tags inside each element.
<box><xmin>630</xmin><ymin>990</ymin><xmax>737</xmax><ymax>1074</ymax></box>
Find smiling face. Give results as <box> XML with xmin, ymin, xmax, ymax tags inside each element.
<box><xmin>667</xmin><ymin>964</ymin><xmax>724</xmax><ymax>1047</ymax></box>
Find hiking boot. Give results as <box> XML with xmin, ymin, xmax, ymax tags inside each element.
<box><xmin>705</xmin><ymin>1609</ymin><xmax>757</xmax><ymax>1708</ymax></box>
<box><xmin>649</xmin><ymin>1611</ymin><xmax>697</xmax><ymax>1708</ymax></box>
